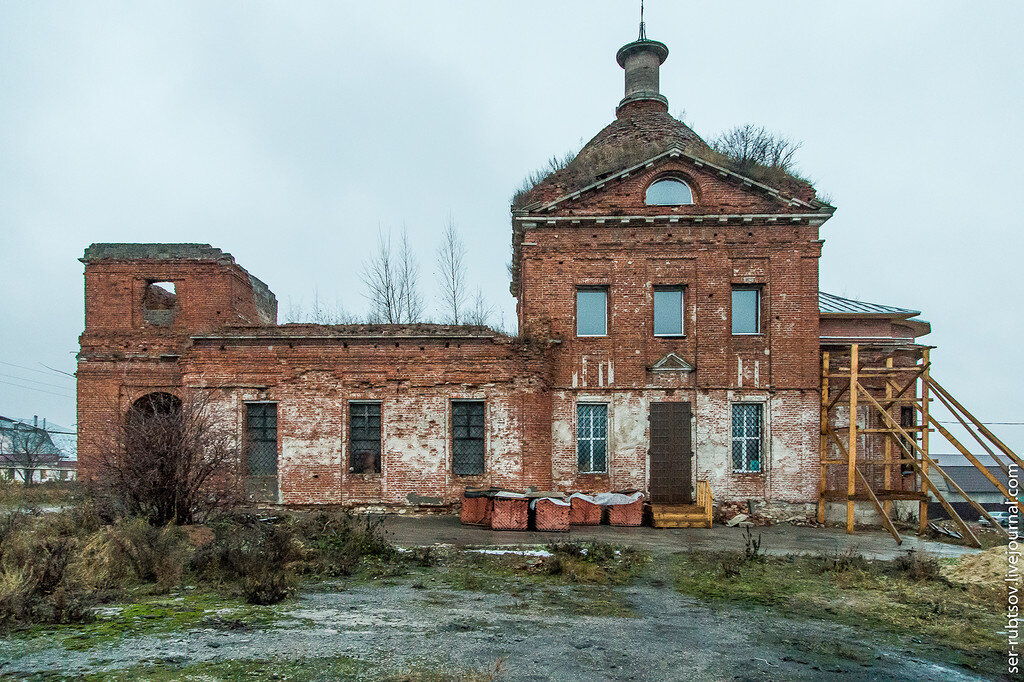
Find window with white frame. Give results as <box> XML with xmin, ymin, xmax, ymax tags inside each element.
<box><xmin>576</xmin><ymin>403</ymin><xmax>608</xmax><ymax>473</ymax></box>
<box><xmin>576</xmin><ymin>287</ymin><xmax>608</xmax><ymax>337</ymax></box>
<box><xmin>732</xmin><ymin>403</ymin><xmax>763</xmax><ymax>473</ymax></box>
<box><xmin>653</xmin><ymin>286</ymin><xmax>685</xmax><ymax>336</ymax></box>
<box><xmin>645</xmin><ymin>178</ymin><xmax>694</xmax><ymax>206</ymax></box>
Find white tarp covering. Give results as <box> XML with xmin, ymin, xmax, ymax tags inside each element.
<box><xmin>592</xmin><ymin>491</ymin><xmax>644</xmax><ymax>506</ymax></box>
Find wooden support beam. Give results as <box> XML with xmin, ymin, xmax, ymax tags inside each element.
<box><xmin>931</xmin><ymin>386</ymin><xmax>1009</xmax><ymax>475</ymax></box>
<box><xmin>883</xmin><ymin>429</ymin><xmax>1009</xmax><ymax>539</ymax></box>
<box><xmin>826</xmin><ymin>383</ymin><xmax>849</xmax><ymax>413</ymax></box>
<box><xmin>856</xmin><ymin>466</ymin><xmax>902</xmax><ymax>545</ymax></box>
<box><xmin>818</xmin><ymin>351</ymin><xmax>829</xmax><ymax>525</ymax></box>
<box><xmin>921</xmin><ymin>402</ymin><xmax>1021</xmax><ymax>507</ymax></box>
<box><xmin>920</xmin><ymin>350</ymin><xmax>930</xmax><ymax>535</ymax></box>
<box><xmin>825</xmin><ymin>424</ymin><xmax>902</xmax><ymax>544</ymax></box>
<box><xmin>855</xmin><ymin>383</ymin><xmax>982</xmax><ymax>547</ymax></box>
<box><xmin>882</xmin><ymin>362</ymin><xmax>930</xmax><ymax>410</ymax></box>
<box><xmin>926</xmin><ymin>376</ymin><xmax>1024</xmax><ymax>470</ymax></box>
<box><xmin>883</xmin><ymin>356</ymin><xmax>893</xmax><ymax>518</ymax></box>
<box><xmin>847</xmin><ymin>344</ymin><xmax>859</xmax><ymax>535</ymax></box>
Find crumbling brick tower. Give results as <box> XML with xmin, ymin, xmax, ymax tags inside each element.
<box><xmin>76</xmin><ymin>244</ymin><xmax>278</xmax><ymax>478</ymax></box>
<box><xmin>510</xmin><ymin>30</ymin><xmax>835</xmax><ymax>513</ymax></box>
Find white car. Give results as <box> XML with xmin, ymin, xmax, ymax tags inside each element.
<box><xmin>982</xmin><ymin>511</ymin><xmax>1014</xmax><ymax>528</ymax></box>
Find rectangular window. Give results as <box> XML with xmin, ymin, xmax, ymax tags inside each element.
<box><xmin>452</xmin><ymin>401</ymin><xmax>485</xmax><ymax>476</ymax></box>
<box><xmin>349</xmin><ymin>402</ymin><xmax>382</xmax><ymax>474</ymax></box>
<box><xmin>576</xmin><ymin>287</ymin><xmax>608</xmax><ymax>336</ymax></box>
<box><xmin>732</xmin><ymin>403</ymin><xmax>763</xmax><ymax>472</ymax></box>
<box><xmin>731</xmin><ymin>286</ymin><xmax>761</xmax><ymax>335</ymax></box>
<box><xmin>577</xmin><ymin>403</ymin><xmax>608</xmax><ymax>473</ymax></box>
<box><xmin>245</xmin><ymin>402</ymin><xmax>278</xmax><ymax>476</ymax></box>
<box><xmin>899</xmin><ymin>405</ymin><xmax>917</xmax><ymax>473</ymax></box>
<box><xmin>653</xmin><ymin>286</ymin><xmax>685</xmax><ymax>336</ymax></box>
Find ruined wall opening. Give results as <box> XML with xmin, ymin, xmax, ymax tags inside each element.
<box><xmin>131</xmin><ymin>391</ymin><xmax>182</xmax><ymax>416</ymax></box>
<box><xmin>143</xmin><ymin>281</ymin><xmax>177</xmax><ymax>326</ymax></box>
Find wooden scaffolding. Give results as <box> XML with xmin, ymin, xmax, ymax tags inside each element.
<box><xmin>819</xmin><ymin>344</ymin><xmax>1023</xmax><ymax>547</ymax></box>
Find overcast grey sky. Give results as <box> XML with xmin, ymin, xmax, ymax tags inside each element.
<box><xmin>1</xmin><ymin>1</ymin><xmax>1022</xmax><ymax>457</ymax></box>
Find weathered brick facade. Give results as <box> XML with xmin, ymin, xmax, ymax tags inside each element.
<box><xmin>76</xmin><ymin>34</ymin><xmax>929</xmax><ymax>514</ymax></box>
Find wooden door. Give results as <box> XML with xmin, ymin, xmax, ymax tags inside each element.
<box><xmin>649</xmin><ymin>402</ymin><xmax>693</xmax><ymax>504</ymax></box>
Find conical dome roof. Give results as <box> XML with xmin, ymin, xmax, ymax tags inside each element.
<box><xmin>518</xmin><ymin>104</ymin><xmax>708</xmax><ymax>206</ymax></box>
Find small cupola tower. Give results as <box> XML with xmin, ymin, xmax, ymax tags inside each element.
<box><xmin>615</xmin><ymin>5</ymin><xmax>670</xmax><ymax>117</ymax></box>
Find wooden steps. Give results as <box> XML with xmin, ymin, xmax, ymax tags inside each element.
<box><xmin>651</xmin><ymin>503</ymin><xmax>711</xmax><ymax>528</ymax></box>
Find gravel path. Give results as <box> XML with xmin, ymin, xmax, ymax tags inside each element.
<box><xmin>0</xmin><ymin>577</ymin><xmax>988</xmax><ymax>681</ymax></box>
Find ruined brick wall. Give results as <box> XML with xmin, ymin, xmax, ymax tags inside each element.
<box><xmin>179</xmin><ymin>336</ymin><xmax>551</xmax><ymax>505</ymax></box>
<box><xmin>77</xmin><ymin>245</ymin><xmax>555</xmax><ymax>505</ymax></box>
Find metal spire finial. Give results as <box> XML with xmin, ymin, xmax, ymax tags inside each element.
<box><xmin>638</xmin><ymin>0</ymin><xmax>647</xmax><ymax>41</ymax></box>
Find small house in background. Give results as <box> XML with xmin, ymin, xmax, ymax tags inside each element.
<box><xmin>0</xmin><ymin>416</ymin><xmax>77</xmax><ymax>484</ymax></box>
<box><xmin>928</xmin><ymin>465</ymin><xmax>1012</xmax><ymax>522</ymax></box>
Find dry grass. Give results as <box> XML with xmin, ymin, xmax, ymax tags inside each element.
<box><xmin>673</xmin><ymin>550</ymin><xmax>1004</xmax><ymax>675</ymax></box>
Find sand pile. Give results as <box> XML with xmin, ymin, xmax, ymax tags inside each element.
<box><xmin>940</xmin><ymin>545</ymin><xmax>1023</xmax><ymax>590</ymax></box>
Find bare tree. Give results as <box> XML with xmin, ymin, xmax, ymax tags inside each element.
<box><xmin>396</xmin><ymin>228</ymin><xmax>424</xmax><ymax>323</ymax></box>
<box><xmin>436</xmin><ymin>217</ymin><xmax>468</xmax><ymax>324</ymax></box>
<box><xmin>362</xmin><ymin>227</ymin><xmax>423</xmax><ymax>324</ymax></box>
<box><xmin>94</xmin><ymin>390</ymin><xmax>240</xmax><ymax>525</ymax></box>
<box><xmin>710</xmin><ymin>124</ymin><xmax>801</xmax><ymax>171</ymax></box>
<box><xmin>362</xmin><ymin>230</ymin><xmax>400</xmax><ymax>324</ymax></box>
<box><xmin>464</xmin><ymin>287</ymin><xmax>496</xmax><ymax>328</ymax></box>
<box><xmin>285</xmin><ymin>290</ymin><xmax>358</xmax><ymax>324</ymax></box>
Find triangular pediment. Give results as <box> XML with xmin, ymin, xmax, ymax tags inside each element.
<box><xmin>532</xmin><ymin>147</ymin><xmax>826</xmax><ymax>216</ymax></box>
<box><xmin>650</xmin><ymin>353</ymin><xmax>694</xmax><ymax>372</ymax></box>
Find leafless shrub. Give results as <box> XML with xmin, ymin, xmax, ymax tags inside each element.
<box><xmin>284</xmin><ymin>289</ymin><xmax>359</xmax><ymax>324</ymax></box>
<box><xmin>464</xmin><ymin>287</ymin><xmax>497</xmax><ymax>328</ymax></box>
<box><xmin>0</xmin><ymin>535</ymin><xmax>91</xmax><ymax>629</ymax></box>
<box><xmin>93</xmin><ymin>390</ymin><xmax>242</xmax><ymax>527</ymax></box>
<box><xmin>511</xmin><ymin>150</ymin><xmax>576</xmax><ymax>208</ymax></box>
<box><xmin>79</xmin><ymin>517</ymin><xmax>189</xmax><ymax>591</ymax></box>
<box><xmin>436</xmin><ymin>217</ymin><xmax>468</xmax><ymax>325</ymax></box>
<box><xmin>190</xmin><ymin>514</ymin><xmax>298</xmax><ymax>605</ymax></box>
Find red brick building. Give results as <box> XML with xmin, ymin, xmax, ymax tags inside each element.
<box><xmin>76</xmin><ymin>33</ymin><xmax>929</xmax><ymax>517</ymax></box>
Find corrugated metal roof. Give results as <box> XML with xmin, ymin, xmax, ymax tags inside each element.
<box><xmin>939</xmin><ymin>466</ymin><xmax>1009</xmax><ymax>494</ymax></box>
<box><xmin>819</xmin><ymin>291</ymin><xmax>921</xmax><ymax>317</ymax></box>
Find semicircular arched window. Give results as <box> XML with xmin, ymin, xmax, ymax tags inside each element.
<box><xmin>645</xmin><ymin>178</ymin><xmax>694</xmax><ymax>206</ymax></box>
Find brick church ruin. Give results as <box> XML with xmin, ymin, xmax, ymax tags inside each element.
<box><xmin>77</xmin><ymin>29</ymin><xmax>1019</xmax><ymax>541</ymax></box>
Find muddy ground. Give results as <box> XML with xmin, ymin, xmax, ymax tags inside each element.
<box><xmin>0</xmin><ymin>562</ymin><xmax>991</xmax><ymax>681</ymax></box>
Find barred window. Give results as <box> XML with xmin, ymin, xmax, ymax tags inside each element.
<box><xmin>245</xmin><ymin>402</ymin><xmax>278</xmax><ymax>476</ymax></box>
<box><xmin>732</xmin><ymin>403</ymin><xmax>763</xmax><ymax>473</ymax></box>
<box><xmin>452</xmin><ymin>401</ymin><xmax>485</xmax><ymax>476</ymax></box>
<box><xmin>350</xmin><ymin>402</ymin><xmax>381</xmax><ymax>474</ymax></box>
<box><xmin>577</xmin><ymin>403</ymin><xmax>608</xmax><ymax>474</ymax></box>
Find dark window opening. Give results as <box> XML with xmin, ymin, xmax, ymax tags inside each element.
<box><xmin>350</xmin><ymin>402</ymin><xmax>382</xmax><ymax>474</ymax></box>
<box><xmin>245</xmin><ymin>402</ymin><xmax>278</xmax><ymax>477</ymax></box>
<box><xmin>143</xmin><ymin>281</ymin><xmax>177</xmax><ymax>326</ymax></box>
<box><xmin>899</xmin><ymin>405</ymin><xmax>917</xmax><ymax>475</ymax></box>
<box><xmin>452</xmin><ymin>401</ymin><xmax>485</xmax><ymax>476</ymax></box>
<box><xmin>732</xmin><ymin>403</ymin><xmax>763</xmax><ymax>472</ymax></box>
